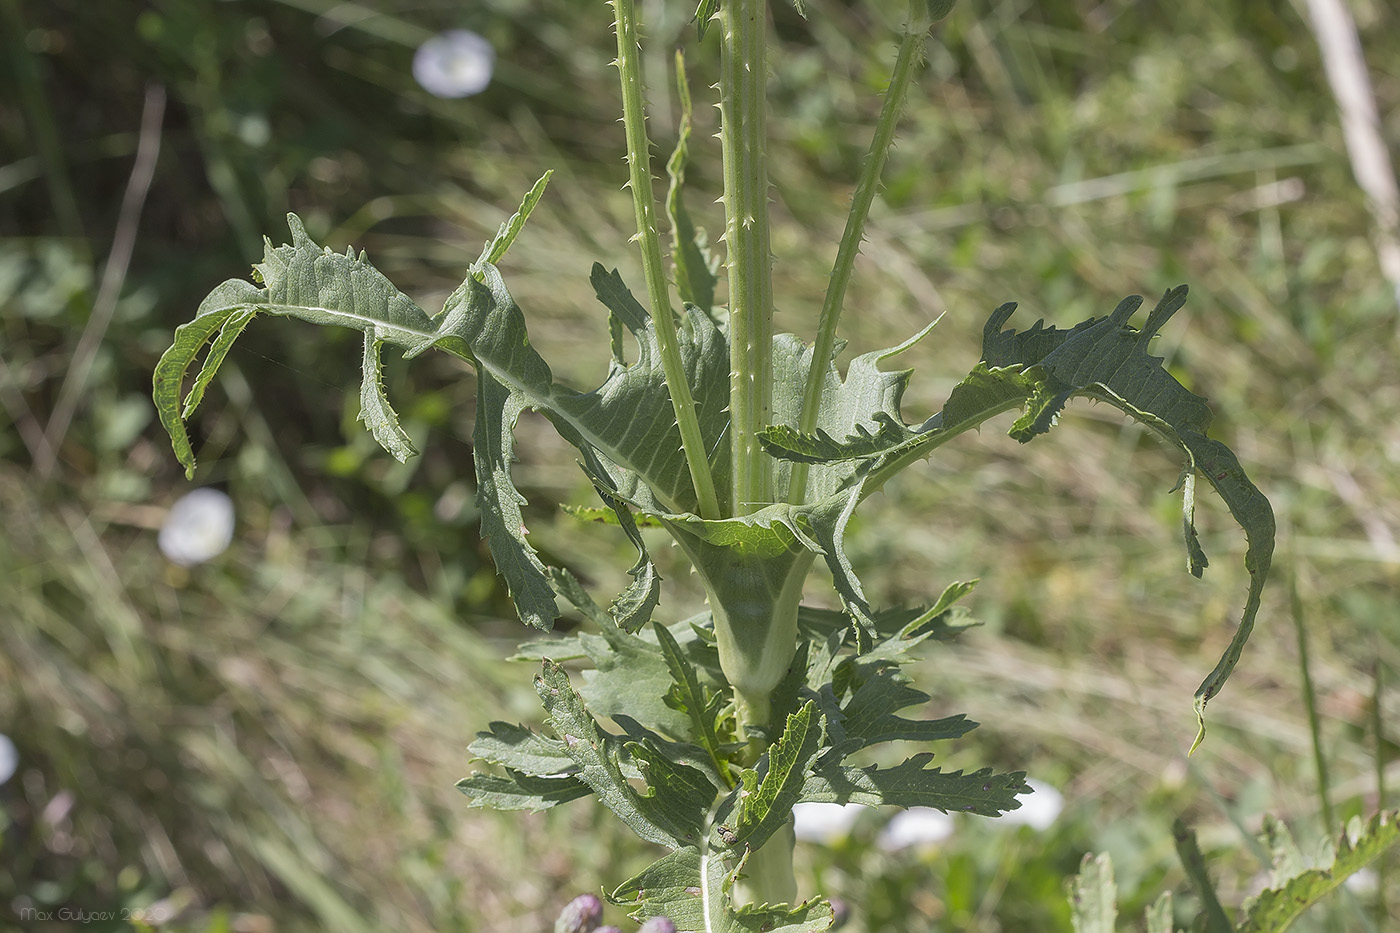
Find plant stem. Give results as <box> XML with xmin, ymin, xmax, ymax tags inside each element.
<box><xmin>1290</xmin><ymin>565</ymin><xmax>1336</xmax><ymax>832</ymax></box>
<box><xmin>611</xmin><ymin>0</ymin><xmax>722</xmax><ymax>520</ymax></box>
<box><xmin>719</xmin><ymin>0</ymin><xmax>774</xmax><ymax>517</ymax></box>
<box><xmin>792</xmin><ymin>0</ymin><xmax>931</xmax><ymax>503</ymax></box>
<box><xmin>741</xmin><ymin>823</ymin><xmax>797</xmax><ymax>906</ymax></box>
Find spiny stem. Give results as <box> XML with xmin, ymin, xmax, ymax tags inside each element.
<box><xmin>791</xmin><ymin>0</ymin><xmax>932</xmax><ymax>503</ymax></box>
<box><xmin>611</xmin><ymin>0</ymin><xmax>722</xmax><ymax>520</ymax></box>
<box><xmin>719</xmin><ymin>0</ymin><xmax>774</xmax><ymax>516</ymax></box>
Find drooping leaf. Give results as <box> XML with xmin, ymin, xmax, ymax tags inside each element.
<box><xmin>1067</xmin><ymin>853</ymin><xmax>1118</xmax><ymax>933</ymax></box>
<box><xmin>803</xmin><ymin>757</ymin><xmax>1028</xmax><ymax>816</ymax></box>
<box><xmin>730</xmin><ymin>701</ymin><xmax>822</xmax><ymax>852</ymax></box>
<box><xmin>1237</xmin><ymin>811</ymin><xmax>1400</xmax><ymax>933</ymax></box>
<box><xmin>474</xmin><ymin>371</ymin><xmax>558</xmax><ymax>629</ymax></box>
<box><xmin>803</xmin><ymin>480</ymin><xmax>876</xmax><ymax>644</ymax></box>
<box><xmin>156</xmin><ymin>215</ymin><xmax>743</xmax><ymax>631</ymax></box>
<box><xmin>456</xmin><ymin>769</ymin><xmax>591</xmax><ymax>811</ymax></box>
<box><xmin>536</xmin><ymin>660</ymin><xmax>695</xmax><ymax>849</ymax></box>
<box><xmin>358</xmin><ymin>333</ymin><xmax>418</xmax><ymax>461</ymax></box>
<box><xmin>980</xmin><ymin>288</ymin><xmax>1275</xmax><ymax>751</ymax></box>
<box><xmin>179</xmin><ymin>306</ymin><xmax>257</xmax><ymax>419</ymax></box>
<box><xmin>577</xmin><ymin>451</ymin><xmax>662</xmax><ymax>633</ymax></box>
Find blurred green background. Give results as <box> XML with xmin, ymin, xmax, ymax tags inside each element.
<box><xmin>2</xmin><ymin>0</ymin><xmax>1397</xmax><ymax>929</ymax></box>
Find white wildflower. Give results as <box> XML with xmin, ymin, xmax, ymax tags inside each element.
<box><xmin>878</xmin><ymin>807</ymin><xmax>955</xmax><ymax>850</ymax></box>
<box><xmin>0</xmin><ymin>733</ymin><xmax>16</xmax><ymax>785</ymax></box>
<box><xmin>158</xmin><ymin>488</ymin><xmax>235</xmax><ymax>566</ymax></box>
<box><xmin>413</xmin><ymin>30</ymin><xmax>494</xmax><ymax>99</ymax></box>
<box><xmin>1001</xmin><ymin>778</ymin><xmax>1064</xmax><ymax>831</ymax></box>
<box><xmin>792</xmin><ymin>801</ymin><xmax>867</xmax><ymax>843</ymax></box>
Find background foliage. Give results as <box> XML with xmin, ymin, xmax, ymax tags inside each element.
<box><xmin>2</xmin><ymin>0</ymin><xmax>1397</xmax><ymax>929</ymax></box>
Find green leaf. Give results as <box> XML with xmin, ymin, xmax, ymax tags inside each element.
<box><xmin>1237</xmin><ymin>811</ymin><xmax>1400</xmax><ymax>933</ymax></box>
<box><xmin>920</xmin><ymin>288</ymin><xmax>1274</xmax><ymax>753</ymax></box>
<box><xmin>180</xmin><ymin>306</ymin><xmax>256</xmax><ymax>419</ymax></box>
<box><xmin>730</xmin><ymin>701</ymin><xmax>822</xmax><ymax>852</ymax></box>
<box><xmin>794</xmin><ymin>581</ymin><xmax>979</xmax><ymax>646</ymax></box>
<box><xmin>157</xmin><ymin>215</ymin><xmax>739</xmax><ymax>630</ymax></box>
<box><xmin>581</xmin><ymin>264</ymin><xmax>733</xmax><ymax>513</ymax></box>
<box><xmin>693</xmin><ymin>0</ymin><xmax>721</xmax><ymax>39</ymax></box>
<box><xmin>667</xmin><ymin>51</ymin><xmax>720</xmax><ymax>319</ymax></box>
<box><xmin>575</xmin><ymin>619</ymin><xmax>696</xmax><ymax>743</ymax></box>
<box><xmin>577</xmin><ymin>453</ymin><xmax>661</xmax><ymax>633</ymax></box>
<box><xmin>804</xmin><ymin>480</ymin><xmax>876</xmax><ymax>643</ymax></box>
<box><xmin>803</xmin><ymin>757</ymin><xmax>1029</xmax><ymax>815</ymax></box>
<box><xmin>629</xmin><ymin>738</ymin><xmax>719</xmax><ymax>843</ymax></box>
<box><xmin>1067</xmin><ymin>853</ymin><xmax>1117</xmax><ymax>933</ymax></box>
<box><xmin>456</xmin><ymin>769</ymin><xmax>591</xmax><ymax>811</ymax></box>
<box><xmin>468</xmin><ymin>721</ymin><xmax>576</xmax><ymax>777</ymax></box>
<box><xmin>358</xmin><ymin>333</ymin><xmax>417</xmax><ymax>461</ymax></box>
<box><xmin>611</xmin><ymin>847</ymin><xmax>709</xmax><ymax>928</ymax></box>
<box><xmin>1144</xmin><ymin>892</ymin><xmax>1175</xmax><ymax>933</ymax></box>
<box><xmin>656</xmin><ymin>623</ymin><xmax>733</xmax><ymax>786</ymax></box>
<box><xmin>474</xmin><ymin>371</ymin><xmax>558</xmax><ymax>629</ymax></box>
<box><xmin>476</xmin><ymin>170</ymin><xmax>552</xmax><ymax>268</ymax></box>
<box><xmin>537</xmin><ymin>659</ymin><xmax>697</xmax><ymax>848</ymax></box>
<box><xmin>733</xmin><ymin>900</ymin><xmax>834</xmax><ymax>932</ymax></box>
<box><xmin>836</xmin><ymin>666</ymin><xmax>977</xmax><ymax>749</ymax></box>
<box><xmin>760</xmin><ymin>412</ymin><xmax>913</xmax><ymax>465</ymax></box>
<box><xmin>611</xmin><ymin>845</ymin><xmax>833</xmax><ymax>933</ymax></box>
<box><xmin>614</xmin><ymin>714</ymin><xmax>731</xmax><ymax>793</ymax></box>
<box><xmin>769</xmin><ymin>325</ymin><xmax>933</xmax><ymax>505</ymax></box>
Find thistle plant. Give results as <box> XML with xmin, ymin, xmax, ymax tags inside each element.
<box><xmin>152</xmin><ymin>0</ymin><xmax>1276</xmax><ymax>927</ymax></box>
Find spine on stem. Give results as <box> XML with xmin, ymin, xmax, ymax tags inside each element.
<box><xmin>719</xmin><ymin>0</ymin><xmax>775</xmax><ymax>517</ymax></box>
<box><xmin>611</xmin><ymin>0</ymin><xmax>722</xmax><ymax>520</ymax></box>
<box><xmin>790</xmin><ymin>0</ymin><xmax>934</xmax><ymax>504</ymax></box>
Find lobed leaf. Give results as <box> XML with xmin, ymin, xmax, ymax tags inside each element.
<box><xmin>836</xmin><ymin>669</ymin><xmax>977</xmax><ymax>750</ymax></box>
<box><xmin>1067</xmin><ymin>853</ymin><xmax>1118</xmax><ymax>933</ymax></box>
<box><xmin>759</xmin><ymin>413</ymin><xmax>913</xmax><ymax>465</ymax></box>
<box><xmin>730</xmin><ymin>701</ymin><xmax>822</xmax><ymax>852</ymax></box>
<box><xmin>537</xmin><ymin>659</ymin><xmax>704</xmax><ymax>849</ymax></box>
<box><xmin>656</xmin><ymin>623</ymin><xmax>734</xmax><ymax>787</ymax></box>
<box><xmin>468</xmin><ymin>721</ymin><xmax>576</xmax><ymax>777</ymax></box>
<box><xmin>456</xmin><ymin>769</ymin><xmax>590</xmax><ymax>811</ymax></box>
<box><xmin>474</xmin><ymin>372</ymin><xmax>558</xmax><ymax>629</ymax></box>
<box><xmin>980</xmin><ymin>288</ymin><xmax>1275</xmax><ymax>750</ymax></box>
<box><xmin>802</xmin><ymin>757</ymin><xmax>1029</xmax><ymax>816</ymax></box>
<box><xmin>1237</xmin><ymin>811</ymin><xmax>1400</xmax><ymax>933</ymax></box>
